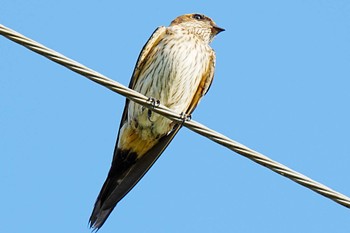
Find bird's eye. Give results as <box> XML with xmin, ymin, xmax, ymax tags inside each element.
<box><xmin>193</xmin><ymin>14</ymin><xmax>203</xmax><ymax>20</ymax></box>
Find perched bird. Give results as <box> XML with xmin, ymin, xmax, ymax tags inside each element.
<box><xmin>89</xmin><ymin>13</ymin><xmax>224</xmax><ymax>230</ymax></box>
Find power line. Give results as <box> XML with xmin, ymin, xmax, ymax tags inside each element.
<box><xmin>1</xmin><ymin>23</ymin><xmax>349</xmax><ymax>209</ymax></box>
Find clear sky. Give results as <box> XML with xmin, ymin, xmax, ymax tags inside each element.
<box><xmin>1</xmin><ymin>1</ymin><xmax>350</xmax><ymax>232</ymax></box>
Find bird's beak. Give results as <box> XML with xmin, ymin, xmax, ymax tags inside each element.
<box><xmin>212</xmin><ymin>25</ymin><xmax>225</xmax><ymax>35</ymax></box>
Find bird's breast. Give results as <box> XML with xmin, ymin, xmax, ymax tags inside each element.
<box><xmin>128</xmin><ymin>33</ymin><xmax>210</xmax><ymax>139</ymax></box>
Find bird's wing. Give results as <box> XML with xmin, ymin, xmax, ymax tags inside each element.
<box><xmin>117</xmin><ymin>26</ymin><xmax>167</xmax><ymax>133</ymax></box>
<box><xmin>89</xmin><ymin>26</ymin><xmax>173</xmax><ymax>229</ymax></box>
<box><xmin>129</xmin><ymin>26</ymin><xmax>167</xmax><ymax>89</ymax></box>
<box><xmin>186</xmin><ymin>50</ymin><xmax>216</xmax><ymax>114</ymax></box>
<box><xmin>89</xmin><ymin>125</ymin><xmax>181</xmax><ymax>230</ymax></box>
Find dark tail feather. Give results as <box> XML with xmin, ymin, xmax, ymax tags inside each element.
<box><xmin>89</xmin><ymin>199</ymin><xmax>114</xmax><ymax>230</ymax></box>
<box><xmin>89</xmin><ymin>149</ymin><xmax>138</xmax><ymax>230</ymax></box>
<box><xmin>89</xmin><ymin>179</ymin><xmax>118</xmax><ymax>230</ymax></box>
<box><xmin>89</xmin><ymin>125</ymin><xmax>181</xmax><ymax>230</ymax></box>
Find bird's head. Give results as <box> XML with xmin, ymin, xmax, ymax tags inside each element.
<box><xmin>170</xmin><ymin>13</ymin><xmax>225</xmax><ymax>43</ymax></box>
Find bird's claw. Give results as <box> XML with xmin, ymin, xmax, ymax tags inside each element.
<box><xmin>147</xmin><ymin>97</ymin><xmax>160</xmax><ymax>107</ymax></box>
<box><xmin>146</xmin><ymin>97</ymin><xmax>160</xmax><ymax>122</ymax></box>
<box><xmin>179</xmin><ymin>112</ymin><xmax>192</xmax><ymax>125</ymax></box>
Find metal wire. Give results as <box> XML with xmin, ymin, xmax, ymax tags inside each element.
<box><xmin>1</xmin><ymin>23</ymin><xmax>349</xmax><ymax>209</ymax></box>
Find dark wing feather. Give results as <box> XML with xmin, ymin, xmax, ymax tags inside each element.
<box><xmin>89</xmin><ymin>125</ymin><xmax>181</xmax><ymax>229</ymax></box>
<box><xmin>187</xmin><ymin>50</ymin><xmax>216</xmax><ymax>114</ymax></box>
<box><xmin>89</xmin><ymin>26</ymin><xmax>169</xmax><ymax>229</ymax></box>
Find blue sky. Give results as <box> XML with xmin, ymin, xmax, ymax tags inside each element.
<box><xmin>1</xmin><ymin>1</ymin><xmax>350</xmax><ymax>232</ymax></box>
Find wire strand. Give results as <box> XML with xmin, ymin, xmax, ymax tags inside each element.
<box><xmin>1</xmin><ymin>23</ymin><xmax>349</xmax><ymax>208</ymax></box>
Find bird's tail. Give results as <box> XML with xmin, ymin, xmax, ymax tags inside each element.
<box><xmin>89</xmin><ymin>125</ymin><xmax>181</xmax><ymax>230</ymax></box>
<box><xmin>89</xmin><ymin>149</ymin><xmax>138</xmax><ymax>230</ymax></box>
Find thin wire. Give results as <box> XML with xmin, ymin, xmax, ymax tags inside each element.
<box><xmin>1</xmin><ymin>23</ymin><xmax>349</xmax><ymax>208</ymax></box>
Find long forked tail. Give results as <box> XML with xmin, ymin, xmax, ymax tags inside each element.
<box><xmin>89</xmin><ymin>125</ymin><xmax>181</xmax><ymax>230</ymax></box>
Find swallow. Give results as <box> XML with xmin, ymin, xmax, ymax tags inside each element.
<box><xmin>89</xmin><ymin>13</ymin><xmax>224</xmax><ymax>230</ymax></box>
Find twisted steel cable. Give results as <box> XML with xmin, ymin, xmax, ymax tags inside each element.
<box><xmin>1</xmin><ymin>24</ymin><xmax>349</xmax><ymax>208</ymax></box>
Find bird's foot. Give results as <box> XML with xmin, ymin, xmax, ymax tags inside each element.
<box><xmin>179</xmin><ymin>112</ymin><xmax>192</xmax><ymax>125</ymax></box>
<box><xmin>146</xmin><ymin>97</ymin><xmax>160</xmax><ymax>122</ymax></box>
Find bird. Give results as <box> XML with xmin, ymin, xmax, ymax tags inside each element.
<box><xmin>89</xmin><ymin>13</ymin><xmax>224</xmax><ymax>230</ymax></box>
